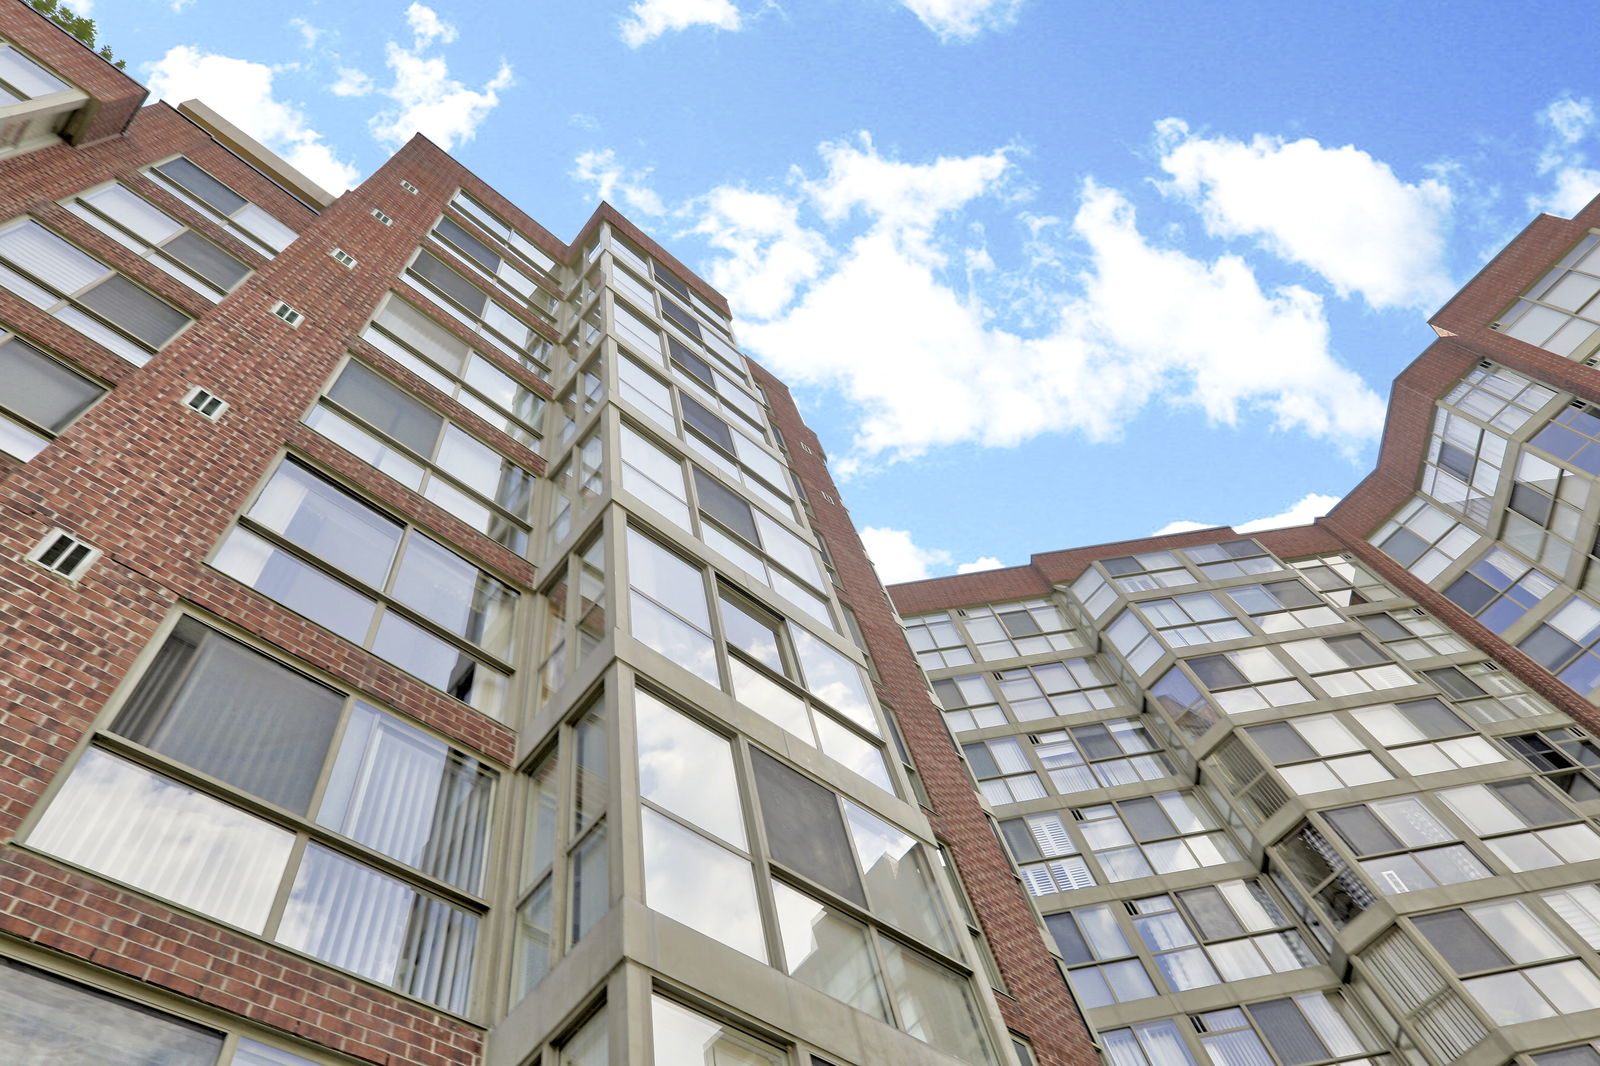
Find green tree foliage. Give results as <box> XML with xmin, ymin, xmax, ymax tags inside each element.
<box><xmin>27</xmin><ymin>0</ymin><xmax>124</xmax><ymax>69</ymax></box>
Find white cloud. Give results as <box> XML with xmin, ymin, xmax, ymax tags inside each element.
<box><xmin>860</xmin><ymin>528</ymin><xmax>998</xmax><ymax>584</ymax></box>
<box><xmin>289</xmin><ymin>17</ymin><xmax>322</xmax><ymax>48</ymax></box>
<box><xmin>898</xmin><ymin>0</ymin><xmax>1022</xmax><ymax>41</ymax></box>
<box><xmin>572</xmin><ymin>148</ymin><xmax>668</xmax><ymax>216</ymax></box>
<box><xmin>170</xmin><ymin>0</ymin><xmax>194</xmax><ymax>12</ymax></box>
<box><xmin>1531</xmin><ymin>95</ymin><xmax>1600</xmax><ymax>217</ymax></box>
<box><xmin>701</xmin><ymin>137</ymin><xmax>1384</xmax><ymax>470</ymax></box>
<box><xmin>145</xmin><ymin>45</ymin><xmax>360</xmax><ymax>193</ymax></box>
<box><xmin>331</xmin><ymin>67</ymin><xmax>374</xmax><ymax>97</ymax></box>
<box><xmin>405</xmin><ymin>1</ymin><xmax>457</xmax><ymax>46</ymax></box>
<box><xmin>620</xmin><ymin>0</ymin><xmax>742</xmax><ymax>47</ymax></box>
<box><xmin>692</xmin><ymin>185</ymin><xmax>830</xmax><ymax>318</ymax></box>
<box><xmin>1156</xmin><ymin>119</ymin><xmax>1454</xmax><ymax>310</ymax></box>
<box><xmin>369</xmin><ymin>3</ymin><xmax>512</xmax><ymax>151</ymax></box>
<box><xmin>1153</xmin><ymin>492</ymin><xmax>1342</xmax><ymax>536</ymax></box>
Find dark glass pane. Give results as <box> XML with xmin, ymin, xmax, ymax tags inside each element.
<box><xmin>752</xmin><ymin>750</ymin><xmax>865</xmax><ymax>906</ymax></box>
<box><xmin>1177</xmin><ymin>886</ymin><xmax>1245</xmax><ymax>939</ymax></box>
<box><xmin>1264</xmin><ymin>581</ymin><xmax>1320</xmax><ymax>609</ymax></box>
<box><xmin>1546</xmin><ymin>770</ymin><xmax>1600</xmax><ymax>802</ymax></box>
<box><xmin>164</xmin><ymin>231</ymin><xmax>249</xmax><ymax>289</ymax></box>
<box><xmin>1380</xmin><ymin>528</ymin><xmax>1429</xmax><ymax>566</ymax></box>
<box><xmin>653</xmin><ymin>262</ymin><xmax>691</xmax><ymax>300</ymax></box>
<box><xmin>1396</xmin><ymin>697</ymin><xmax>1466</xmax><ymax>738</ymax></box>
<box><xmin>1043</xmin><ymin>912</ymin><xmax>1093</xmax><ymax>964</ymax></box>
<box><xmin>77</xmin><ymin>275</ymin><xmax>189</xmax><ymax>347</ymax></box>
<box><xmin>328</xmin><ymin>361</ymin><xmax>443</xmax><ymax>453</ymax></box>
<box><xmin>155</xmin><ymin>156</ymin><xmax>247</xmax><ymax>214</ymax></box>
<box><xmin>1120</xmin><ymin>797</ymin><xmax>1177</xmax><ymax>841</ymax></box>
<box><xmin>0</xmin><ymin>958</ymin><xmax>224</xmax><ymax>1066</ymax></box>
<box><xmin>1248</xmin><ymin>722</ymin><xmax>1317</xmax><ymax>764</ymax></box>
<box><xmin>1521</xmin><ymin>624</ymin><xmax>1583</xmax><ymax>671</ymax></box>
<box><xmin>1412</xmin><ymin>910</ymin><xmax>1509</xmax><ymax>973</ymax></box>
<box><xmin>0</xmin><ymin>336</ymin><xmax>101</xmax><ymax>431</ymax></box>
<box><xmin>1248</xmin><ymin>999</ymin><xmax>1329</xmax><ymax>1066</ymax></box>
<box><xmin>1072</xmin><ymin>723</ymin><xmax>1120</xmax><ymax>760</ymax></box>
<box><xmin>963</xmin><ymin>743</ymin><xmax>1002</xmax><ymax>780</ymax></box>
<box><xmin>659</xmin><ymin>296</ymin><xmax>702</xmax><ymax>339</ymax></box>
<box><xmin>1509</xmin><ymin>483</ymin><xmax>1555</xmax><ymax>525</ymax></box>
<box><xmin>1423</xmin><ymin>666</ymin><xmax>1485</xmax><ymax>699</ymax></box>
<box><xmin>999</xmin><ymin>818</ymin><xmax>1041</xmax><ymax>862</ymax></box>
<box><xmin>1101</xmin><ymin>556</ymin><xmax>1138</xmax><ymax>576</ymax></box>
<box><xmin>692</xmin><ymin>467</ymin><xmax>757</xmax><ymax>543</ymax></box>
<box><xmin>411</xmin><ymin>250</ymin><xmax>488</xmax><ymax>315</ymax></box>
<box><xmin>667</xmin><ymin>335</ymin><xmax>714</xmax><ymax>390</ymax></box>
<box><xmin>1437</xmin><ymin>441</ymin><xmax>1475</xmax><ymax>479</ymax></box>
<box><xmin>932</xmin><ymin>678</ymin><xmax>963</xmax><ymax>709</ymax></box>
<box><xmin>1188</xmin><ymin>655</ymin><xmax>1247</xmax><ymax>689</ymax></box>
<box><xmin>999</xmin><ymin>609</ymin><xmax>1043</xmax><ymax>637</ymax></box>
<box><xmin>1327</xmin><ymin>634</ymin><xmax>1388</xmax><ymax>668</ymax></box>
<box><xmin>1323</xmin><ymin>806</ymin><xmax>1401</xmax><ymax>856</ymax></box>
<box><xmin>1275</xmin><ymin>825</ymin><xmax>1337</xmax><ymax>886</ymax></box>
<box><xmin>111</xmin><ymin>619</ymin><xmax>345</xmax><ymax>814</ymax></box>
<box><xmin>680</xmin><ymin>394</ymin><xmax>734</xmax><ymax>452</ymax></box>
<box><xmin>1359</xmin><ymin>614</ymin><xmax>1412</xmax><ymax>642</ymax></box>
<box><xmin>1444</xmin><ymin>573</ymin><xmax>1497</xmax><ymax>614</ymax></box>
<box><xmin>1506</xmin><ymin>734</ymin><xmax>1570</xmax><ymax>771</ymax></box>
<box><xmin>1492</xmin><ymin>779</ymin><xmax>1570</xmax><ymax>826</ymax></box>
<box><xmin>436</xmin><ymin>216</ymin><xmax>500</xmax><ymax>272</ymax></box>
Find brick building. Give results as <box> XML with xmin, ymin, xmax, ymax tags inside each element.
<box><xmin>5</xmin><ymin>3</ymin><xmax>1600</xmax><ymax>1066</ymax></box>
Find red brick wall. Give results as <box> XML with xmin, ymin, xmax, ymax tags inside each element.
<box><xmin>751</xmin><ymin>366</ymin><xmax>1101</xmax><ymax>1066</ymax></box>
<box><xmin>0</xmin><ymin>106</ymin><xmax>583</xmax><ymax>1063</ymax></box>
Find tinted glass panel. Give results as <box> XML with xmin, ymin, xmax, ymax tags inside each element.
<box><xmin>752</xmin><ymin>749</ymin><xmax>864</xmax><ymax>906</ymax></box>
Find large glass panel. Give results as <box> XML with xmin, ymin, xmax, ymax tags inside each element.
<box><xmin>792</xmin><ymin>628</ymin><xmax>875</xmax><ymax>733</ymax></box>
<box><xmin>278</xmin><ymin>845</ymin><xmax>476</xmax><ymax>1012</ymax></box>
<box><xmin>641</xmin><ymin>808</ymin><xmax>766</xmax><ymax>961</ymax></box>
<box><xmin>28</xmin><ymin>749</ymin><xmax>293</xmax><ymax>932</ymax></box>
<box><xmin>317</xmin><ymin>703</ymin><xmax>495</xmax><ymax>892</ymax></box>
<box><xmin>247</xmin><ymin>461</ymin><xmax>401</xmax><ymax>587</ymax></box>
<box><xmin>635</xmin><ymin>689</ymin><xmax>745</xmax><ymax>846</ymax></box>
<box><xmin>111</xmin><ymin>619</ymin><xmax>343</xmax><ymax>814</ymax></box>
<box><xmin>652</xmin><ymin>996</ymin><xmax>785</xmax><ymax>1066</ymax></box>
<box><xmin>0</xmin><ymin>958</ymin><xmax>224</xmax><ymax>1066</ymax></box>
<box><xmin>844</xmin><ymin>801</ymin><xmax>956</xmax><ymax>953</ymax></box>
<box><xmin>570</xmin><ymin>823</ymin><xmax>608</xmax><ymax>941</ymax></box>
<box><xmin>771</xmin><ymin>879</ymin><xmax>889</xmax><ymax>1019</ymax></box>
<box><xmin>880</xmin><ymin>942</ymin><xmax>996</xmax><ymax>1066</ymax></box>
<box><xmin>752</xmin><ymin>750</ymin><xmax>864</xmax><ymax>904</ymax></box>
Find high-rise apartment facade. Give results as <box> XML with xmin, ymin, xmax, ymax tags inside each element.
<box><xmin>5</xmin><ymin>5</ymin><xmax>1600</xmax><ymax>1066</ymax></box>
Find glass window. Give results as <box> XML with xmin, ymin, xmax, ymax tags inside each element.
<box><xmin>0</xmin><ymin>958</ymin><xmax>223</xmax><ymax>1066</ymax></box>
<box><xmin>63</xmin><ymin>183</ymin><xmax>249</xmax><ymax>300</ymax></box>
<box><xmin>1045</xmin><ymin>905</ymin><xmax>1158</xmax><ymax>1007</ymax></box>
<box><xmin>1436</xmin><ymin>779</ymin><xmax>1600</xmax><ymax>870</ymax></box>
<box><xmin>651</xmin><ymin>996</ymin><xmax>785</xmax><ymax>1066</ymax></box>
<box><xmin>111</xmin><ymin>619</ymin><xmax>495</xmax><ymax>889</ymax></box>
<box><xmin>147</xmin><ymin>156</ymin><xmax>298</xmax><ymax>256</ymax></box>
<box><xmin>1413</xmin><ymin>900</ymin><xmax>1600</xmax><ymax>1026</ymax></box>
<box><xmin>308</xmin><ymin>359</ymin><xmax>534</xmax><ymax>552</ymax></box>
<box><xmin>626</xmin><ymin>527</ymin><xmax>718</xmax><ymax>686</ymax></box>
<box><xmin>771</xmin><ymin>879</ymin><xmax>890</xmax><ymax>1020</ymax></box>
<box><xmin>363</xmin><ymin>295</ymin><xmax>544</xmax><ymax>448</ymax></box>
<box><xmin>0</xmin><ymin>42</ymin><xmax>69</xmax><ymax>99</ymax></box>
<box><xmin>214</xmin><ymin>459</ymin><xmax>516</xmax><ymax>716</ymax></box>
<box><xmin>1000</xmin><ymin>812</ymin><xmax>1097</xmax><ymax>897</ymax></box>
<box><xmin>1032</xmin><ymin>718</ymin><xmax>1173</xmax><ymax>794</ymax></box>
<box><xmin>0</xmin><ymin>218</ymin><xmax>190</xmax><ymax>365</ymax></box>
<box><xmin>0</xmin><ymin>331</ymin><xmax>102</xmax><ymax>460</ymax></box>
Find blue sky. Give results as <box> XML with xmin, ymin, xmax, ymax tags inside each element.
<box><xmin>80</xmin><ymin>0</ymin><xmax>1600</xmax><ymax>582</ymax></box>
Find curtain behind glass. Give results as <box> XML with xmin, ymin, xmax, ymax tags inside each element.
<box><xmin>112</xmin><ymin>621</ymin><xmax>344</xmax><ymax>815</ymax></box>
<box><xmin>318</xmin><ymin>703</ymin><xmax>494</xmax><ymax>892</ymax></box>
